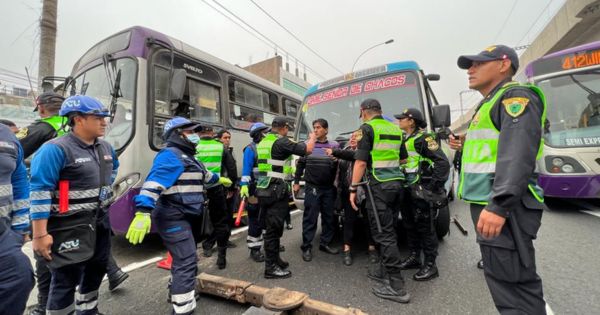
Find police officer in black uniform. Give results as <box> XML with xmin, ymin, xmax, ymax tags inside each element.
<box><xmin>453</xmin><ymin>45</ymin><xmax>547</xmax><ymax>314</ymax></box>
<box><xmin>17</xmin><ymin>92</ymin><xmax>66</xmax><ymax>159</ymax></box>
<box><xmin>256</xmin><ymin>117</ymin><xmax>315</xmax><ymax>279</ymax></box>
<box><xmin>350</xmin><ymin>99</ymin><xmax>410</xmax><ymax>303</ymax></box>
<box><xmin>395</xmin><ymin>108</ymin><xmax>449</xmax><ymax>281</ymax></box>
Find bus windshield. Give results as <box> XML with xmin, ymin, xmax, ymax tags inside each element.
<box><xmin>537</xmin><ymin>69</ymin><xmax>600</xmax><ymax>148</ymax></box>
<box><xmin>298</xmin><ymin>71</ymin><xmax>422</xmax><ymax>141</ymax></box>
<box><xmin>69</xmin><ymin>58</ymin><xmax>137</xmax><ymax>151</ymax></box>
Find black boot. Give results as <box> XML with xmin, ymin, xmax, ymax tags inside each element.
<box><xmin>28</xmin><ymin>305</ymin><xmax>45</xmax><ymax>315</ymax></box>
<box><xmin>413</xmin><ymin>262</ymin><xmax>439</xmax><ymax>281</ymax></box>
<box><xmin>276</xmin><ymin>255</ymin><xmax>289</xmax><ymax>269</ymax></box>
<box><xmin>398</xmin><ymin>252</ymin><xmax>422</xmax><ymax>270</ymax></box>
<box><xmin>217</xmin><ymin>247</ymin><xmax>227</xmax><ymax>270</ymax></box>
<box><xmin>368</xmin><ymin>250</ymin><xmax>379</xmax><ymax>264</ymax></box>
<box><xmin>203</xmin><ymin>247</ymin><xmax>213</xmax><ymax>257</ymax></box>
<box><xmin>264</xmin><ymin>262</ymin><xmax>292</xmax><ymax>279</ymax></box>
<box><xmin>372</xmin><ymin>273</ymin><xmax>410</xmax><ymax>303</ymax></box>
<box><xmin>477</xmin><ymin>259</ymin><xmax>484</xmax><ymax>269</ymax></box>
<box><xmin>250</xmin><ymin>248</ymin><xmax>265</xmax><ymax>262</ymax></box>
<box><xmin>108</xmin><ymin>268</ymin><xmax>130</xmax><ymax>291</ymax></box>
<box><xmin>343</xmin><ymin>251</ymin><xmax>353</xmax><ymax>266</ymax></box>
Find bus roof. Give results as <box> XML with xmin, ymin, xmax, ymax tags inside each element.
<box><xmin>71</xmin><ymin>25</ymin><xmax>301</xmax><ymax>100</ymax></box>
<box><xmin>525</xmin><ymin>40</ymin><xmax>600</xmax><ymax>78</ymax></box>
<box><xmin>304</xmin><ymin>61</ymin><xmax>421</xmax><ymax>96</ymax></box>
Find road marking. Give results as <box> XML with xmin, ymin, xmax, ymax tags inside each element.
<box><xmin>546</xmin><ymin>303</ymin><xmax>555</xmax><ymax>315</ymax></box>
<box><xmin>121</xmin><ymin>256</ymin><xmax>163</xmax><ymax>273</ymax></box>
<box><xmin>580</xmin><ymin>210</ymin><xmax>600</xmax><ymax>218</ymax></box>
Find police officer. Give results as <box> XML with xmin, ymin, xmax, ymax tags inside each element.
<box><xmin>30</xmin><ymin>95</ymin><xmax>118</xmax><ymax>314</ymax></box>
<box><xmin>349</xmin><ymin>99</ymin><xmax>410</xmax><ymax>303</ymax></box>
<box><xmin>240</xmin><ymin>122</ymin><xmax>271</xmax><ymax>262</ymax></box>
<box><xmin>196</xmin><ymin>126</ymin><xmax>235</xmax><ymax>269</ymax></box>
<box><xmin>0</xmin><ymin>123</ymin><xmax>34</xmax><ymax>315</ymax></box>
<box><xmin>294</xmin><ymin>118</ymin><xmax>340</xmax><ymax>262</ymax></box>
<box><xmin>256</xmin><ymin>116</ymin><xmax>315</xmax><ymax>279</ymax></box>
<box><xmin>17</xmin><ymin>91</ymin><xmax>66</xmax><ymax>159</ymax></box>
<box><xmin>395</xmin><ymin>108</ymin><xmax>450</xmax><ymax>281</ymax></box>
<box><xmin>126</xmin><ymin>117</ymin><xmax>229</xmax><ymax>315</ymax></box>
<box><xmin>454</xmin><ymin>45</ymin><xmax>547</xmax><ymax>314</ymax></box>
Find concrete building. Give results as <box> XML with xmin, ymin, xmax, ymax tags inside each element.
<box><xmin>451</xmin><ymin>0</ymin><xmax>600</xmax><ymax>133</ymax></box>
<box><xmin>243</xmin><ymin>55</ymin><xmax>311</xmax><ymax>97</ymax></box>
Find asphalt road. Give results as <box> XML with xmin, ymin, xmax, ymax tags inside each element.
<box><xmin>26</xmin><ymin>197</ymin><xmax>600</xmax><ymax>314</ymax></box>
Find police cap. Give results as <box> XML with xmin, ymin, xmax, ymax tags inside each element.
<box><xmin>271</xmin><ymin>116</ymin><xmax>291</xmax><ymax>128</ymax></box>
<box><xmin>360</xmin><ymin>99</ymin><xmax>382</xmax><ymax>111</ymax></box>
<box><xmin>394</xmin><ymin>108</ymin><xmax>427</xmax><ymax>128</ymax></box>
<box><xmin>457</xmin><ymin>44</ymin><xmax>519</xmax><ymax>72</ymax></box>
<box><xmin>34</xmin><ymin>91</ymin><xmax>65</xmax><ymax>112</ymax></box>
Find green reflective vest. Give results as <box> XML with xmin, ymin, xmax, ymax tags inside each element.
<box><xmin>42</xmin><ymin>115</ymin><xmax>66</xmax><ymax>137</ymax></box>
<box><xmin>256</xmin><ymin>133</ymin><xmax>293</xmax><ymax>188</ymax></box>
<box><xmin>458</xmin><ymin>83</ymin><xmax>547</xmax><ymax>205</ymax></box>
<box><xmin>365</xmin><ymin>118</ymin><xmax>404</xmax><ymax>182</ymax></box>
<box><xmin>403</xmin><ymin>131</ymin><xmax>433</xmax><ymax>184</ymax></box>
<box><xmin>195</xmin><ymin>139</ymin><xmax>224</xmax><ymax>174</ymax></box>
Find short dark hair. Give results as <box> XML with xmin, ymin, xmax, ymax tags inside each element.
<box><xmin>312</xmin><ymin>118</ymin><xmax>328</xmax><ymax>129</ymax></box>
<box><xmin>216</xmin><ymin>129</ymin><xmax>231</xmax><ymax>139</ymax></box>
<box><xmin>0</xmin><ymin>119</ymin><xmax>16</xmax><ymax>127</ymax></box>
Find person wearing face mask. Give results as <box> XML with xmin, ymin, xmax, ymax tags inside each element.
<box><xmin>126</xmin><ymin>117</ymin><xmax>228</xmax><ymax>315</ymax></box>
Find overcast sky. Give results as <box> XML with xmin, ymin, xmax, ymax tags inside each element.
<box><xmin>1</xmin><ymin>0</ymin><xmax>566</xmax><ymax>117</ymax></box>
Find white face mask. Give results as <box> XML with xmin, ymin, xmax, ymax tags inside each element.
<box><xmin>185</xmin><ymin>133</ymin><xmax>200</xmax><ymax>144</ymax></box>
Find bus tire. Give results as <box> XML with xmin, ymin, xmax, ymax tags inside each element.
<box><xmin>435</xmin><ymin>205</ymin><xmax>450</xmax><ymax>240</ymax></box>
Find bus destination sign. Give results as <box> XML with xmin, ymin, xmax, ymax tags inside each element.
<box><xmin>307</xmin><ymin>74</ymin><xmax>408</xmax><ymax>106</ymax></box>
<box><xmin>532</xmin><ymin>48</ymin><xmax>600</xmax><ymax>76</ymax></box>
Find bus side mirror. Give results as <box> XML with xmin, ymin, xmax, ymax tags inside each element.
<box><xmin>170</xmin><ymin>69</ymin><xmax>187</xmax><ymax>101</ymax></box>
<box><xmin>424</xmin><ymin>74</ymin><xmax>440</xmax><ymax>81</ymax></box>
<box><xmin>432</xmin><ymin>104</ymin><xmax>451</xmax><ymax>128</ymax></box>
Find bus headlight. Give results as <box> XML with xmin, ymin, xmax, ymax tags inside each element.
<box><xmin>561</xmin><ymin>164</ymin><xmax>574</xmax><ymax>173</ymax></box>
<box><xmin>552</xmin><ymin>157</ymin><xmax>564</xmax><ymax>167</ymax></box>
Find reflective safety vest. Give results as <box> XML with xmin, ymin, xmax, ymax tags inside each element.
<box><xmin>458</xmin><ymin>83</ymin><xmax>547</xmax><ymax>204</ymax></box>
<box><xmin>365</xmin><ymin>118</ymin><xmax>404</xmax><ymax>182</ymax></box>
<box><xmin>404</xmin><ymin>131</ymin><xmax>433</xmax><ymax>184</ymax></box>
<box><xmin>42</xmin><ymin>115</ymin><xmax>67</xmax><ymax>137</ymax></box>
<box><xmin>195</xmin><ymin>139</ymin><xmax>224</xmax><ymax>174</ymax></box>
<box><xmin>256</xmin><ymin>133</ymin><xmax>292</xmax><ymax>188</ymax></box>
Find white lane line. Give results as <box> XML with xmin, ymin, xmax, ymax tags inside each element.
<box><xmin>580</xmin><ymin>210</ymin><xmax>600</xmax><ymax>218</ymax></box>
<box><xmin>546</xmin><ymin>303</ymin><xmax>555</xmax><ymax>315</ymax></box>
<box><xmin>121</xmin><ymin>256</ymin><xmax>164</xmax><ymax>273</ymax></box>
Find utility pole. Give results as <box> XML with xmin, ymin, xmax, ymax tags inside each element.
<box><xmin>38</xmin><ymin>0</ymin><xmax>58</xmax><ymax>89</ymax></box>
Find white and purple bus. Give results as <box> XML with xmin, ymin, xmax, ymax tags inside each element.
<box><xmin>57</xmin><ymin>26</ymin><xmax>302</xmax><ymax>234</ymax></box>
<box><xmin>525</xmin><ymin>41</ymin><xmax>600</xmax><ymax>199</ymax></box>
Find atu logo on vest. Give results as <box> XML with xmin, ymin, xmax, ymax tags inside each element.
<box><xmin>58</xmin><ymin>239</ymin><xmax>80</xmax><ymax>253</ymax></box>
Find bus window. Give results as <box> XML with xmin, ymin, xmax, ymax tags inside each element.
<box><xmin>153</xmin><ymin>66</ymin><xmax>170</xmax><ymax>115</ymax></box>
<box><xmin>188</xmin><ymin>79</ymin><xmax>220</xmax><ymax>123</ymax></box>
<box><xmin>151</xmin><ymin>117</ymin><xmax>168</xmax><ymax>149</ymax></box>
<box><xmin>229</xmin><ymin>103</ymin><xmax>264</xmax><ymax>130</ymax></box>
<box><xmin>283</xmin><ymin>98</ymin><xmax>299</xmax><ymax>118</ymax></box>
<box><xmin>229</xmin><ymin>79</ymin><xmax>279</xmax><ymax>113</ymax></box>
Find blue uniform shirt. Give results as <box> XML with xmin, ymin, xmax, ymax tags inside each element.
<box><xmin>240</xmin><ymin>143</ymin><xmax>257</xmax><ymax>186</ymax></box>
<box><xmin>0</xmin><ymin>124</ymin><xmax>30</xmax><ymax>233</ymax></box>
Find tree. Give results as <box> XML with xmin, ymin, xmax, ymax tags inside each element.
<box><xmin>38</xmin><ymin>0</ymin><xmax>58</xmax><ymax>88</ymax></box>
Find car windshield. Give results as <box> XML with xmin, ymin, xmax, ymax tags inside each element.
<box><xmin>68</xmin><ymin>58</ymin><xmax>137</xmax><ymax>151</ymax></box>
<box><xmin>298</xmin><ymin>71</ymin><xmax>423</xmax><ymax>141</ymax></box>
<box><xmin>536</xmin><ymin>69</ymin><xmax>600</xmax><ymax>147</ymax></box>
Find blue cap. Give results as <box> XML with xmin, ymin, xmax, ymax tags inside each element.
<box><xmin>163</xmin><ymin>116</ymin><xmax>201</xmax><ymax>139</ymax></box>
<box><xmin>457</xmin><ymin>45</ymin><xmax>519</xmax><ymax>72</ymax></box>
<box><xmin>59</xmin><ymin>95</ymin><xmax>110</xmax><ymax>117</ymax></box>
<box><xmin>249</xmin><ymin>122</ymin><xmax>270</xmax><ymax>137</ymax></box>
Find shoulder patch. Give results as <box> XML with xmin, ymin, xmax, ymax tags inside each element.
<box><xmin>16</xmin><ymin>127</ymin><xmax>28</xmax><ymax>139</ymax></box>
<box><xmin>502</xmin><ymin>97</ymin><xmax>529</xmax><ymax>118</ymax></box>
<box><xmin>426</xmin><ymin>137</ymin><xmax>439</xmax><ymax>151</ymax></box>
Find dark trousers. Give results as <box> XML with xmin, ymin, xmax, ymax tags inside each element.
<box><xmin>259</xmin><ymin>181</ymin><xmax>288</xmax><ymax>264</ymax></box>
<box><xmin>470</xmin><ymin>203</ymin><xmax>546</xmax><ymax>315</ymax></box>
<box><xmin>401</xmin><ymin>191</ymin><xmax>438</xmax><ymax>263</ymax></box>
<box><xmin>341</xmin><ymin>191</ymin><xmax>372</xmax><ymax>247</ymax></box>
<box><xmin>155</xmin><ymin>210</ymin><xmax>203</xmax><ymax>315</ymax></box>
<box><xmin>246</xmin><ymin>201</ymin><xmax>264</xmax><ymax>250</ymax></box>
<box><xmin>301</xmin><ymin>185</ymin><xmax>336</xmax><ymax>250</ymax></box>
<box><xmin>202</xmin><ymin>186</ymin><xmax>231</xmax><ymax>250</ymax></box>
<box><xmin>0</xmin><ymin>228</ymin><xmax>34</xmax><ymax>315</ymax></box>
<box><xmin>366</xmin><ymin>181</ymin><xmax>405</xmax><ymax>275</ymax></box>
<box><xmin>47</xmin><ymin>217</ymin><xmax>111</xmax><ymax>315</ymax></box>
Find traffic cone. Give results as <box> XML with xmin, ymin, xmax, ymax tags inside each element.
<box><xmin>157</xmin><ymin>251</ymin><xmax>173</xmax><ymax>270</ymax></box>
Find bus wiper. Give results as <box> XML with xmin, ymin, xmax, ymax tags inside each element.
<box><xmin>102</xmin><ymin>53</ymin><xmax>122</xmax><ymax>123</ymax></box>
<box><xmin>569</xmin><ymin>74</ymin><xmax>599</xmax><ymax>97</ymax></box>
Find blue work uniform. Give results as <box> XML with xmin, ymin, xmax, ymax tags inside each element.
<box><xmin>0</xmin><ymin>124</ymin><xmax>34</xmax><ymax>315</ymax></box>
<box><xmin>241</xmin><ymin>142</ymin><xmax>264</xmax><ymax>250</ymax></box>
<box><xmin>30</xmin><ymin>133</ymin><xmax>118</xmax><ymax>315</ymax></box>
<box><xmin>134</xmin><ymin>138</ymin><xmax>218</xmax><ymax>315</ymax></box>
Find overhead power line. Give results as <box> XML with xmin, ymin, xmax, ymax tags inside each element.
<box><xmin>248</xmin><ymin>0</ymin><xmax>343</xmax><ymax>74</ymax></box>
<box><xmin>516</xmin><ymin>0</ymin><xmax>555</xmax><ymax>46</ymax></box>
<box><xmin>493</xmin><ymin>0</ymin><xmax>518</xmax><ymax>42</ymax></box>
<box><xmin>207</xmin><ymin>0</ymin><xmax>325</xmax><ymax>80</ymax></box>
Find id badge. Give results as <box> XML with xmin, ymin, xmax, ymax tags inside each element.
<box><xmin>99</xmin><ymin>186</ymin><xmax>110</xmax><ymax>202</ymax></box>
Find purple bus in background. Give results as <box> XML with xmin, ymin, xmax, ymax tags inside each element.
<box><xmin>58</xmin><ymin>26</ymin><xmax>302</xmax><ymax>234</ymax></box>
<box><xmin>525</xmin><ymin>41</ymin><xmax>600</xmax><ymax>199</ymax></box>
